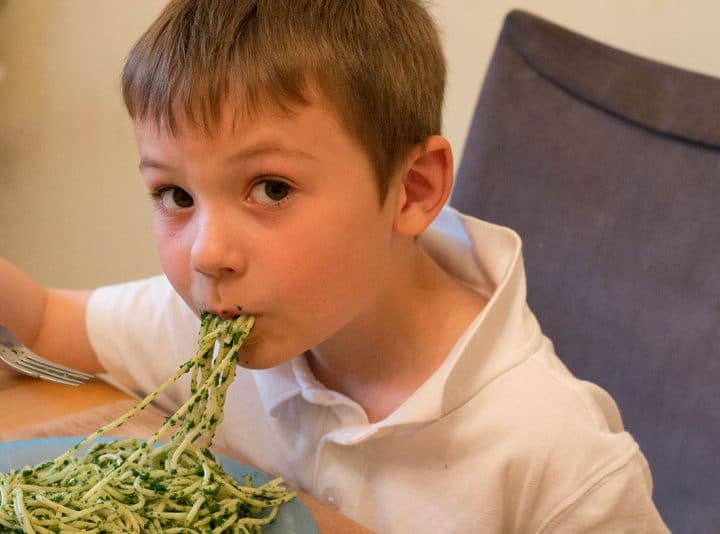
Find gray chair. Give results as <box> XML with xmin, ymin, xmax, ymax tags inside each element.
<box><xmin>451</xmin><ymin>10</ymin><xmax>720</xmax><ymax>533</ymax></box>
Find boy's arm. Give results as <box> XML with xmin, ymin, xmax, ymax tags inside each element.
<box><xmin>0</xmin><ymin>258</ymin><xmax>103</xmax><ymax>374</ymax></box>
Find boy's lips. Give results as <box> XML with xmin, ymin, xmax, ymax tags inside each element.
<box><xmin>205</xmin><ymin>307</ymin><xmax>260</xmax><ymax>320</ymax></box>
<box><xmin>195</xmin><ymin>294</ymin><xmax>261</xmax><ymax>319</ymax></box>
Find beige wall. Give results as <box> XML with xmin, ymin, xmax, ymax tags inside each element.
<box><xmin>1</xmin><ymin>1</ymin><xmax>719</xmax><ymax>288</ymax></box>
<box><xmin>0</xmin><ymin>0</ymin><xmax>167</xmax><ymax>287</ymax></box>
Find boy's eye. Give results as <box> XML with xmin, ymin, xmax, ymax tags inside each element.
<box><xmin>248</xmin><ymin>179</ymin><xmax>293</xmax><ymax>206</ymax></box>
<box><xmin>155</xmin><ymin>186</ymin><xmax>194</xmax><ymax>210</ymax></box>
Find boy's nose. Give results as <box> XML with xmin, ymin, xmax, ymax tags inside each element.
<box><xmin>190</xmin><ymin>212</ymin><xmax>247</xmax><ymax>277</ymax></box>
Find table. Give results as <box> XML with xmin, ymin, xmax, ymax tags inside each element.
<box><xmin>0</xmin><ymin>367</ymin><xmax>370</xmax><ymax>533</ymax></box>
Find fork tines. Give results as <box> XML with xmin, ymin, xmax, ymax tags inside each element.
<box><xmin>0</xmin><ymin>345</ymin><xmax>94</xmax><ymax>386</ymax></box>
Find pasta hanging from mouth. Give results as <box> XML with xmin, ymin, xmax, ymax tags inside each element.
<box><xmin>0</xmin><ymin>313</ymin><xmax>295</xmax><ymax>533</ymax></box>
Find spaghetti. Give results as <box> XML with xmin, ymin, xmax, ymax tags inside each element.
<box><xmin>0</xmin><ymin>313</ymin><xmax>295</xmax><ymax>533</ymax></box>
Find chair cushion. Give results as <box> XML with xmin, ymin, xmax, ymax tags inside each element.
<box><xmin>452</xmin><ymin>10</ymin><xmax>720</xmax><ymax>533</ymax></box>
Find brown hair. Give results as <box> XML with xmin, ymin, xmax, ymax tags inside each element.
<box><xmin>122</xmin><ymin>0</ymin><xmax>446</xmax><ymax>201</ymax></box>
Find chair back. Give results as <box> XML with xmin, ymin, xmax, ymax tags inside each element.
<box><xmin>452</xmin><ymin>11</ymin><xmax>720</xmax><ymax>532</ymax></box>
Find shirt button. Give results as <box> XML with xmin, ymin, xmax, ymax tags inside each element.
<box><xmin>320</xmin><ymin>486</ymin><xmax>343</xmax><ymax>510</ymax></box>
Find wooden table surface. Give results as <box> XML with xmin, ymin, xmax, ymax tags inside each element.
<box><xmin>0</xmin><ymin>367</ymin><xmax>370</xmax><ymax>533</ymax></box>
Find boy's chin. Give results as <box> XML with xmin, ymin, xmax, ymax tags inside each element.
<box><xmin>234</xmin><ymin>343</ymin><xmax>295</xmax><ymax>370</ymax></box>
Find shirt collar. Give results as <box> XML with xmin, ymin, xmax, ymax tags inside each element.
<box><xmin>253</xmin><ymin>353</ymin><xmax>364</xmax><ymax>418</ymax></box>
<box><xmin>252</xmin><ymin>361</ymin><xmax>300</xmax><ymax>417</ymax></box>
<box><xmin>377</xmin><ymin>207</ymin><xmax>543</xmax><ymax>427</ymax></box>
<box><xmin>251</xmin><ymin>207</ymin><xmax>543</xmax><ymax>424</ymax></box>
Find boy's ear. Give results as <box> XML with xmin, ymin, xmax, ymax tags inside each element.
<box><xmin>392</xmin><ymin>135</ymin><xmax>453</xmax><ymax>236</ymax></box>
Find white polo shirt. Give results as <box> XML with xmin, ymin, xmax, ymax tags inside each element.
<box><xmin>87</xmin><ymin>207</ymin><xmax>668</xmax><ymax>533</ymax></box>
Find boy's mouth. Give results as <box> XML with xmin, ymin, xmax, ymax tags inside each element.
<box><xmin>209</xmin><ymin>308</ymin><xmax>251</xmax><ymax>320</ymax></box>
<box><xmin>200</xmin><ymin>304</ymin><xmax>251</xmax><ymax>320</ymax></box>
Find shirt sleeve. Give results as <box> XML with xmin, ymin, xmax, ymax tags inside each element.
<box><xmin>85</xmin><ymin>275</ymin><xmax>200</xmax><ymax>412</ymax></box>
<box><xmin>537</xmin><ymin>449</ymin><xmax>669</xmax><ymax>533</ymax></box>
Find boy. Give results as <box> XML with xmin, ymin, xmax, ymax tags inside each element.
<box><xmin>1</xmin><ymin>1</ymin><xmax>668</xmax><ymax>532</ymax></box>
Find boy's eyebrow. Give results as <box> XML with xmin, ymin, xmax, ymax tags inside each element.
<box><xmin>138</xmin><ymin>141</ymin><xmax>317</xmax><ymax>172</ymax></box>
<box><xmin>226</xmin><ymin>141</ymin><xmax>319</xmax><ymax>163</ymax></box>
<box><xmin>139</xmin><ymin>158</ymin><xmax>174</xmax><ymax>172</ymax></box>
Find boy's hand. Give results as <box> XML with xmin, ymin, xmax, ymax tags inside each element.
<box><xmin>0</xmin><ymin>258</ymin><xmax>102</xmax><ymax>374</ymax></box>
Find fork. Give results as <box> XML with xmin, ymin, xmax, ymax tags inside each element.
<box><xmin>0</xmin><ymin>324</ymin><xmax>94</xmax><ymax>386</ymax></box>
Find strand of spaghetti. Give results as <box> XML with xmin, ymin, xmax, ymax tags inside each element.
<box><xmin>0</xmin><ymin>475</ymin><xmax>9</xmax><ymax>506</ymax></box>
<box><xmin>237</xmin><ymin>505</ymin><xmax>280</xmax><ymax>526</ymax></box>
<box><xmin>12</xmin><ymin>487</ymin><xmax>34</xmax><ymax>534</ymax></box>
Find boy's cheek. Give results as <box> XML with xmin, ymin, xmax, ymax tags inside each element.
<box><xmin>165</xmin><ymin>267</ymin><xmax>195</xmax><ymax>311</ymax></box>
<box><xmin>154</xmin><ymin>239</ymin><xmax>194</xmax><ymax>308</ymax></box>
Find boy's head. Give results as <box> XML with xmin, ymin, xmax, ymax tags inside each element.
<box><xmin>125</xmin><ymin>0</ymin><xmax>454</xmax><ymax>371</ymax></box>
<box><xmin>121</xmin><ymin>0</ymin><xmax>446</xmax><ymax>201</ymax></box>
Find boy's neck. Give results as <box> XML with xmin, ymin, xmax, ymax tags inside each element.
<box><xmin>307</xmin><ymin>244</ymin><xmax>486</xmax><ymax>423</ymax></box>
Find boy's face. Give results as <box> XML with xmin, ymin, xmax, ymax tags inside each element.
<box><xmin>135</xmin><ymin>96</ymin><xmax>403</xmax><ymax>369</ymax></box>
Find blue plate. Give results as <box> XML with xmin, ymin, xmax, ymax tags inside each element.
<box><xmin>0</xmin><ymin>436</ymin><xmax>318</xmax><ymax>534</ymax></box>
